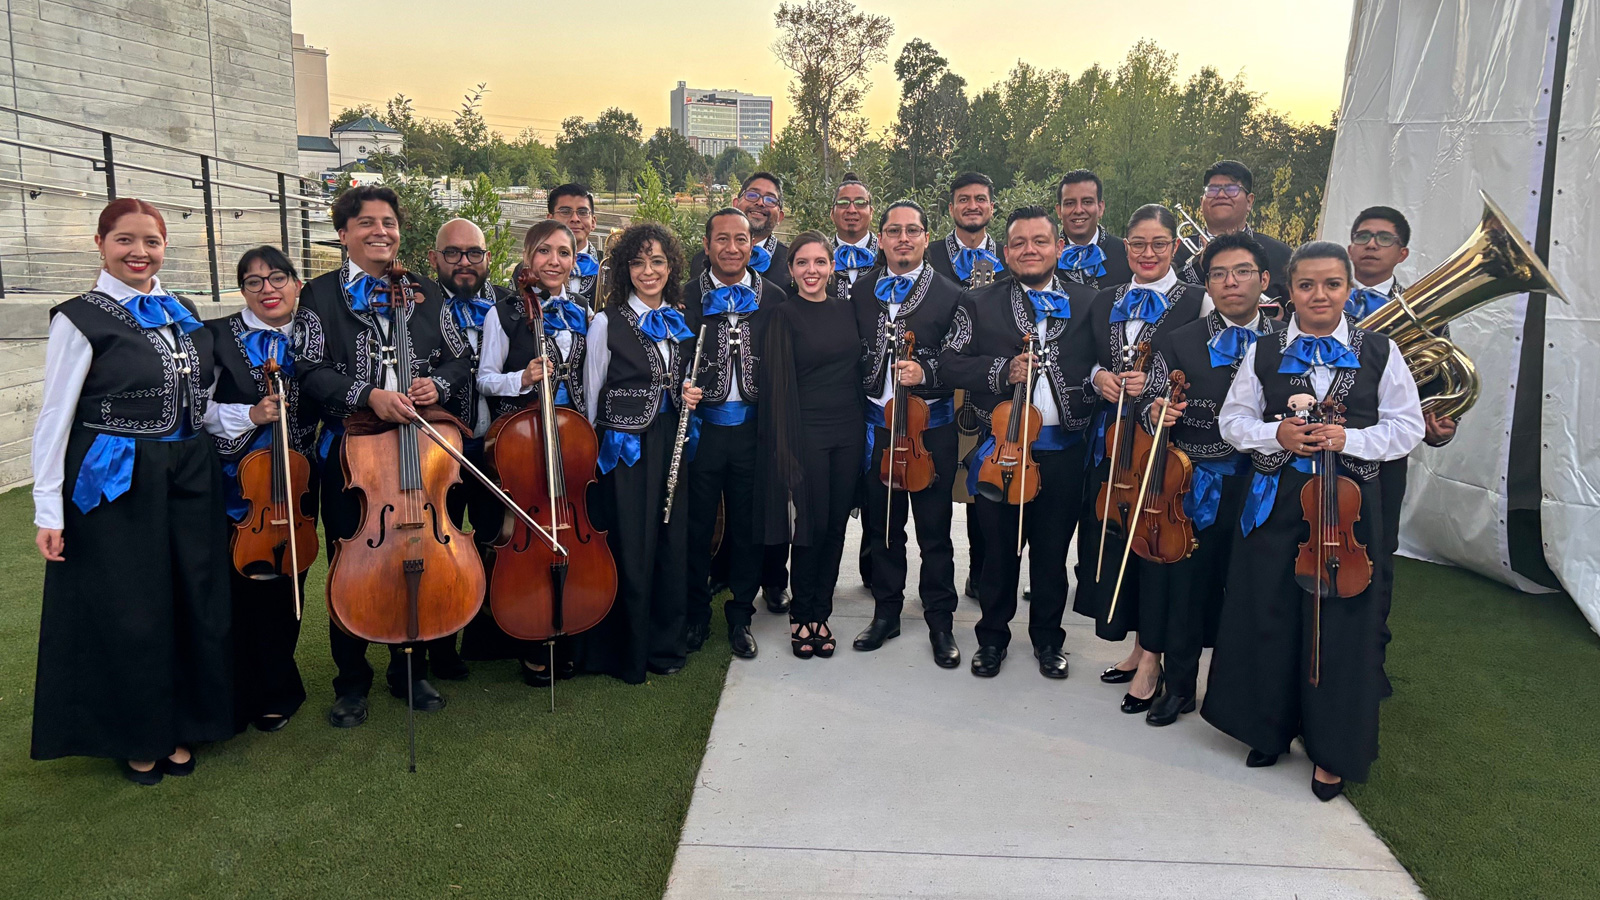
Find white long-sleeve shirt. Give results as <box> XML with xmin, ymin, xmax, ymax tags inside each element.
<box><xmin>477</xmin><ymin>290</ymin><xmax>578</xmax><ymax>399</ymax></box>
<box><xmin>871</xmin><ymin>264</ymin><xmax>926</xmax><ymax>409</ymax></box>
<box><xmin>1218</xmin><ymin>316</ymin><xmax>1424</xmax><ymax>463</ymax></box>
<box><xmin>202</xmin><ymin>307</ymin><xmax>292</xmax><ymax>444</ymax></box>
<box><xmin>582</xmin><ymin>294</ymin><xmax>674</xmax><ymax>426</ymax></box>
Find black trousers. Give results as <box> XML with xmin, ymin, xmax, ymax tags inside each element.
<box><xmin>762</xmin><ymin>544</ymin><xmax>790</xmax><ymax>597</ymax></box>
<box><xmin>686</xmin><ymin>420</ymin><xmax>762</xmax><ymax>628</ymax></box>
<box><xmin>861</xmin><ymin>420</ymin><xmax>959</xmax><ymax>632</ymax></box>
<box><xmin>973</xmin><ymin>443</ymin><xmax>1086</xmax><ymax>651</ymax></box>
<box><xmin>230</xmin><ymin>568</ymin><xmax>309</xmax><ymax>729</ymax></box>
<box><xmin>789</xmin><ymin>430</ymin><xmax>865</xmax><ymax>625</ymax></box>
<box><xmin>966</xmin><ymin>506</ymin><xmax>985</xmax><ymax>589</ymax></box>
<box><xmin>320</xmin><ymin>434</ymin><xmax>456</xmax><ymax>698</ymax></box>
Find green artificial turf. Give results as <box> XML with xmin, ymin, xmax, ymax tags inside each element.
<box><xmin>1349</xmin><ymin>557</ymin><xmax>1600</xmax><ymax>900</ymax></box>
<box><xmin>0</xmin><ymin>488</ymin><xmax>731</xmax><ymax>899</ymax></box>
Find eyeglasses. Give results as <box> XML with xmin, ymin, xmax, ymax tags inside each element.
<box><xmin>554</xmin><ymin>206</ymin><xmax>593</xmax><ymax>219</ymax></box>
<box><xmin>440</xmin><ymin>247</ymin><xmax>487</xmax><ymax>264</ymax></box>
<box><xmin>1125</xmin><ymin>239</ymin><xmax>1175</xmax><ymax>254</ymax></box>
<box><xmin>1203</xmin><ymin>183</ymin><xmax>1246</xmax><ymax>199</ymax></box>
<box><xmin>242</xmin><ymin>272</ymin><xmax>293</xmax><ymax>292</ymax></box>
<box><xmin>882</xmin><ymin>226</ymin><xmax>926</xmax><ymax>239</ymax></box>
<box><xmin>1351</xmin><ymin>230</ymin><xmax>1403</xmax><ymax>248</ymax></box>
<box><xmin>834</xmin><ymin>197</ymin><xmax>872</xmax><ymax>209</ymax></box>
<box><xmin>1207</xmin><ymin>265</ymin><xmax>1261</xmax><ymax>284</ymax></box>
<box><xmin>741</xmin><ymin>190</ymin><xmax>781</xmax><ymax>208</ymax></box>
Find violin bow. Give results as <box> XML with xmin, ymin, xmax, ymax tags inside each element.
<box><xmin>1016</xmin><ymin>333</ymin><xmax>1037</xmax><ymax>556</ymax></box>
<box><xmin>407</xmin><ymin>411</ymin><xmax>567</xmax><ymax>556</ymax></box>
<box><xmin>1106</xmin><ymin>373</ymin><xmax>1181</xmax><ymax>623</ymax></box>
<box><xmin>1096</xmin><ymin>342</ymin><xmax>1135</xmax><ymax>580</ymax></box>
<box><xmin>268</xmin><ymin>359</ymin><xmax>302</xmax><ymax>621</ymax></box>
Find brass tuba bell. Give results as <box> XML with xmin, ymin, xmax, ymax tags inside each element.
<box><xmin>593</xmin><ymin>225</ymin><xmax>625</xmax><ymax>311</ymax></box>
<box><xmin>1357</xmin><ymin>190</ymin><xmax>1568</xmax><ymax>420</ymax></box>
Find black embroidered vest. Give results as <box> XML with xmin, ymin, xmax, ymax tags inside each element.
<box><xmin>52</xmin><ymin>291</ymin><xmax>211</xmax><ymax>438</ymax></box>
<box><xmin>1250</xmin><ymin>327</ymin><xmax>1390</xmax><ymax>481</ymax></box>
<box><xmin>206</xmin><ymin>311</ymin><xmax>320</xmax><ymax>462</ymax></box>
<box><xmin>596</xmin><ymin>303</ymin><xmax>687</xmax><ymax>433</ymax></box>
<box><xmin>1146</xmin><ymin>312</ymin><xmax>1282</xmax><ymax>461</ymax></box>
<box><xmin>490</xmin><ymin>294</ymin><xmax>587</xmax><ymax>419</ymax></box>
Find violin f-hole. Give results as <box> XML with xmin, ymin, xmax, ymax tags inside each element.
<box><xmin>366</xmin><ymin>504</ymin><xmax>395</xmax><ymax>549</ymax></box>
<box><xmin>425</xmin><ymin>502</ymin><xmax>452</xmax><ymax>545</ymax></box>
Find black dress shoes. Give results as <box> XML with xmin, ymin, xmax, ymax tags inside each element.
<box><xmin>121</xmin><ymin>760</ymin><xmax>163</xmax><ymax>786</ymax></box>
<box><xmin>930</xmin><ymin>631</ymin><xmax>960</xmax><ymax>668</ymax></box>
<box><xmin>1100</xmin><ymin>665</ymin><xmax>1136</xmax><ymax>684</ymax></box>
<box><xmin>1035</xmin><ymin>646</ymin><xmax>1069</xmax><ymax>679</ymax></box>
<box><xmin>430</xmin><ymin>652</ymin><xmax>469</xmax><ymax>681</ymax></box>
<box><xmin>1246</xmin><ymin>749</ymin><xmax>1280</xmax><ymax>768</ymax></box>
<box><xmin>970</xmin><ymin>645</ymin><xmax>1007</xmax><ymax>677</ymax></box>
<box><xmin>685</xmin><ymin>622</ymin><xmax>711</xmax><ymax>653</ymax></box>
<box><xmin>1312</xmin><ymin>775</ymin><xmax>1346</xmax><ymax>802</ymax></box>
<box><xmin>852</xmin><ymin>617</ymin><xmax>900</xmax><ymax>651</ymax></box>
<box><xmin>1145</xmin><ymin>691</ymin><xmax>1196</xmax><ymax>726</ymax></box>
<box><xmin>729</xmin><ymin>624</ymin><xmax>758</xmax><ymax>659</ymax></box>
<box><xmin>647</xmin><ymin>663</ymin><xmax>684</xmax><ymax>676</ymax></box>
<box><xmin>253</xmin><ymin>714</ymin><xmax>291</xmax><ymax>733</ymax></box>
<box><xmin>390</xmin><ymin>678</ymin><xmax>447</xmax><ymax>712</ymax></box>
<box><xmin>522</xmin><ymin>662</ymin><xmax>552</xmax><ymax>687</ymax></box>
<box><xmin>763</xmin><ymin>588</ymin><xmax>791</xmax><ymax>614</ymax></box>
<box><xmin>327</xmin><ymin>694</ymin><xmax>369</xmax><ymax>728</ymax></box>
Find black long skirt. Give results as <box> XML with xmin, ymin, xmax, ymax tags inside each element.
<box><xmin>1135</xmin><ymin>470</ymin><xmax>1250</xmax><ymax>653</ymax></box>
<box><xmin>32</xmin><ymin>428</ymin><xmax>233</xmax><ymax>761</ymax></box>
<box><xmin>1072</xmin><ymin>455</ymin><xmax>1140</xmax><ymax>641</ymax></box>
<box><xmin>578</xmin><ymin>416</ymin><xmax>688</xmax><ymax>684</ymax></box>
<box><xmin>1200</xmin><ymin>468</ymin><xmax>1389</xmax><ymax>782</ymax></box>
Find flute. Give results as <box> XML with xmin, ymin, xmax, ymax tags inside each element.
<box><xmin>663</xmin><ymin>323</ymin><xmax>707</xmax><ymax>523</ymax></box>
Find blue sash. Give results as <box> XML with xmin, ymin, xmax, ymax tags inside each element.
<box><xmin>699</xmin><ymin>399</ymin><xmax>753</xmax><ymax>427</ymax></box>
<box><xmin>1184</xmin><ymin>454</ymin><xmax>1250</xmax><ymax>532</ymax></box>
<box><xmin>1240</xmin><ymin>455</ymin><xmax>1353</xmax><ymax>536</ymax></box>
<box><xmin>71</xmin><ymin>425</ymin><xmax>196</xmax><ymax>515</ymax></box>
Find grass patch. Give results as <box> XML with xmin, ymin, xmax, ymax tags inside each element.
<box><xmin>0</xmin><ymin>488</ymin><xmax>730</xmax><ymax>899</ymax></box>
<box><xmin>1351</xmin><ymin>557</ymin><xmax>1600</xmax><ymax>899</ymax></box>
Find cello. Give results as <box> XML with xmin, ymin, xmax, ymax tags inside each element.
<box><xmin>1094</xmin><ymin>339</ymin><xmax>1153</xmax><ymax>579</ymax></box>
<box><xmin>1291</xmin><ymin>395</ymin><xmax>1371</xmax><ymax>686</ymax></box>
<box><xmin>880</xmin><ymin>328</ymin><xmax>935</xmax><ymax>546</ymax></box>
<box><xmin>231</xmin><ymin>355</ymin><xmax>318</xmax><ymax>620</ymax></box>
<box><xmin>1106</xmin><ymin>370</ymin><xmax>1197</xmax><ymax>621</ymax></box>
<box><xmin>484</xmin><ymin>275</ymin><xmax>616</xmax><ymax>704</ymax></box>
<box><xmin>975</xmin><ymin>332</ymin><xmax>1042</xmax><ymax>555</ymax></box>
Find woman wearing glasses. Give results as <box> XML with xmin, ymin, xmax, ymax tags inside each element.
<box><xmin>204</xmin><ymin>246</ymin><xmax>321</xmax><ymax>735</ymax></box>
<box><xmin>1073</xmin><ymin>203</ymin><xmax>1204</xmax><ymax>715</ymax></box>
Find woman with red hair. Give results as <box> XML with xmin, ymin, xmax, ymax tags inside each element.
<box><xmin>30</xmin><ymin>198</ymin><xmax>232</xmax><ymax>784</ymax></box>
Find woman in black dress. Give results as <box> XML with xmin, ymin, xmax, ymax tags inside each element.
<box><xmin>759</xmin><ymin>231</ymin><xmax>865</xmax><ymax>658</ymax></box>
<box><xmin>31</xmin><ymin>198</ymin><xmax>232</xmax><ymax>784</ymax></box>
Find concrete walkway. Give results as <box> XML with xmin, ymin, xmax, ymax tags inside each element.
<box><xmin>665</xmin><ymin>506</ymin><xmax>1423</xmax><ymax>900</ymax></box>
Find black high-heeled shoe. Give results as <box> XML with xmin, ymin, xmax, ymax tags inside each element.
<box><xmin>791</xmin><ymin>622</ymin><xmax>815</xmax><ymax>659</ymax></box>
<box><xmin>1312</xmin><ymin>773</ymin><xmax>1345</xmax><ymax>802</ymax></box>
<box><xmin>121</xmin><ymin>760</ymin><xmax>163</xmax><ymax>786</ymax></box>
<box><xmin>1121</xmin><ymin>669</ymin><xmax>1164</xmax><ymax>714</ymax></box>
<box><xmin>162</xmin><ymin>748</ymin><xmax>195</xmax><ymax>777</ymax></box>
<box><xmin>1100</xmin><ymin>664</ymin><xmax>1137</xmax><ymax>684</ymax></box>
<box><xmin>812</xmin><ymin>621</ymin><xmax>836</xmax><ymax>658</ymax></box>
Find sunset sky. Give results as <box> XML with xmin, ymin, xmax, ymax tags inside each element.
<box><xmin>292</xmin><ymin>0</ymin><xmax>1355</xmax><ymax>139</ymax></box>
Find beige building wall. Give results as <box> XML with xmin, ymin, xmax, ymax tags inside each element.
<box><xmin>293</xmin><ymin>32</ymin><xmax>330</xmax><ymax>137</ymax></box>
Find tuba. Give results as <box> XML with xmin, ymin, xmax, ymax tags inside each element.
<box><xmin>1358</xmin><ymin>190</ymin><xmax>1568</xmax><ymax>420</ymax></box>
<box><xmin>594</xmin><ymin>226</ymin><xmax>625</xmax><ymax>311</ymax></box>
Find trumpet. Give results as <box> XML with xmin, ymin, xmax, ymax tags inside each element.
<box><xmin>1174</xmin><ymin>203</ymin><xmax>1210</xmax><ymax>257</ymax></box>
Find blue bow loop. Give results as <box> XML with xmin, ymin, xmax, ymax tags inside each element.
<box><xmin>449</xmin><ymin>295</ymin><xmax>495</xmax><ymax>331</ymax></box>
<box><xmin>346</xmin><ymin>273</ymin><xmax>391</xmax><ymax>318</ymax></box>
<box><xmin>541</xmin><ymin>296</ymin><xmax>589</xmax><ymax>335</ymax></box>
<box><xmin>953</xmin><ymin>245</ymin><xmax>1004</xmax><ymax>283</ymax></box>
<box><xmin>638</xmin><ymin>305</ymin><xmax>693</xmax><ymax>343</ymax></box>
<box><xmin>703</xmin><ymin>283</ymin><xmax>760</xmax><ymax>317</ymax></box>
<box><xmin>874</xmin><ymin>274</ymin><xmax>914</xmax><ymax>305</ymax></box>
<box><xmin>574</xmin><ymin>252</ymin><xmax>600</xmax><ymax>278</ymax></box>
<box><xmin>1279</xmin><ymin>335</ymin><xmax>1360</xmax><ymax>374</ymax></box>
<box><xmin>1109</xmin><ymin>287</ymin><xmax>1168</xmax><ymax>324</ymax></box>
<box><xmin>834</xmin><ymin>244</ymin><xmax>876</xmax><ymax>272</ymax></box>
<box><xmin>749</xmin><ymin>244</ymin><xmax>772</xmax><ymax>273</ymax></box>
<box><xmin>70</xmin><ymin>433</ymin><xmax>137</xmax><ymax>514</ymax></box>
<box><xmin>1207</xmin><ymin>325</ymin><xmax>1259</xmax><ymax>368</ymax></box>
<box><xmin>123</xmin><ymin>294</ymin><xmax>202</xmax><ymax>334</ymax></box>
<box><xmin>242</xmin><ymin>329</ymin><xmax>295</xmax><ymax>376</ymax></box>
<box><xmin>1346</xmin><ymin>287</ymin><xmax>1387</xmax><ymax>320</ymax></box>
<box><xmin>1026</xmin><ymin>289</ymin><xmax>1072</xmax><ymax>323</ymax></box>
<box><xmin>1058</xmin><ymin>243</ymin><xmax>1107</xmax><ymax>277</ymax></box>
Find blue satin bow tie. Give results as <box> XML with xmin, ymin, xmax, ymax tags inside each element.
<box><xmin>1026</xmin><ymin>289</ymin><xmax>1072</xmax><ymax>323</ymax></box>
<box><xmin>638</xmin><ymin>305</ymin><xmax>693</xmax><ymax>343</ymax></box>
<box><xmin>347</xmin><ymin>273</ymin><xmax>390</xmax><ymax>317</ymax></box>
<box><xmin>1207</xmin><ymin>325</ymin><xmax>1258</xmax><ymax>368</ymax></box>
<box><xmin>835</xmin><ymin>244</ymin><xmax>876</xmax><ymax>271</ymax></box>
<box><xmin>953</xmin><ymin>245</ymin><xmax>1003</xmax><ymax>282</ymax></box>
<box><xmin>1346</xmin><ymin>287</ymin><xmax>1387</xmax><ymax>320</ymax></box>
<box><xmin>874</xmin><ymin>274</ymin><xmax>915</xmax><ymax>305</ymax></box>
<box><xmin>749</xmin><ymin>244</ymin><xmax>772</xmax><ymax>273</ymax></box>
<box><xmin>1109</xmin><ymin>287</ymin><xmax>1168</xmax><ymax>324</ymax></box>
<box><xmin>542</xmin><ymin>296</ymin><xmax>588</xmax><ymax>335</ymax></box>
<box><xmin>1280</xmin><ymin>334</ymin><xmax>1360</xmax><ymax>374</ymax></box>
<box><xmin>704</xmin><ymin>283</ymin><xmax>759</xmax><ymax>316</ymax></box>
<box><xmin>242</xmin><ymin>329</ymin><xmax>295</xmax><ymax>375</ymax></box>
<box><xmin>449</xmin><ymin>295</ymin><xmax>495</xmax><ymax>331</ymax></box>
<box><xmin>1058</xmin><ymin>243</ymin><xmax>1107</xmax><ymax>276</ymax></box>
<box><xmin>574</xmin><ymin>252</ymin><xmax>600</xmax><ymax>278</ymax></box>
<box><xmin>124</xmin><ymin>294</ymin><xmax>202</xmax><ymax>333</ymax></box>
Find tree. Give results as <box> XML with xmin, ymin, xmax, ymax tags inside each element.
<box><xmin>454</xmin><ymin>84</ymin><xmax>492</xmax><ymax>176</ymax></box>
<box><xmin>557</xmin><ymin>108</ymin><xmax>647</xmax><ymax>195</ymax></box>
<box><xmin>457</xmin><ymin>173</ymin><xmax>518</xmax><ymax>284</ymax></box>
<box><xmin>892</xmin><ymin>39</ymin><xmax>968</xmax><ymax>191</ymax></box>
<box><xmin>712</xmin><ymin>146</ymin><xmax>758</xmax><ymax>186</ymax></box>
<box><xmin>771</xmin><ymin>0</ymin><xmax>894</xmax><ymax>183</ymax></box>
<box><xmin>644</xmin><ymin>127</ymin><xmax>705</xmax><ymax>192</ymax></box>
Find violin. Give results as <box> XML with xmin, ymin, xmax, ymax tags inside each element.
<box><xmin>483</xmin><ymin>275</ymin><xmax>616</xmax><ymax>666</ymax></box>
<box><xmin>231</xmin><ymin>355</ymin><xmax>318</xmax><ymax>619</ymax></box>
<box><xmin>1292</xmin><ymin>395</ymin><xmax>1372</xmax><ymax>685</ymax></box>
<box><xmin>880</xmin><ymin>329</ymin><xmax>935</xmax><ymax>545</ymax></box>
<box><xmin>1127</xmin><ymin>371</ymin><xmax>1196</xmax><ymax>566</ymax></box>
<box><xmin>976</xmin><ymin>333</ymin><xmax>1042</xmax><ymax>555</ymax></box>
<box><xmin>1093</xmin><ymin>339</ymin><xmax>1154</xmax><ymax>579</ymax></box>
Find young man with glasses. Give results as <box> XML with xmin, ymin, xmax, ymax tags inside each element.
<box><xmin>1173</xmin><ymin>160</ymin><xmax>1292</xmax><ymax>316</ymax></box>
<box><xmin>831</xmin><ymin>174</ymin><xmax>881</xmax><ymax>299</ymax></box>
<box><xmin>1132</xmin><ymin>233</ymin><xmax>1281</xmax><ymax>726</ymax></box>
<box><xmin>850</xmin><ymin>200</ymin><xmax>965</xmax><ymax>669</ymax></box>
<box><xmin>547</xmin><ymin>183</ymin><xmax>601</xmax><ymax>307</ymax></box>
<box><xmin>1055</xmin><ymin>169</ymin><xmax>1133</xmax><ymax>289</ymax></box>
<box><xmin>427</xmin><ymin>218</ymin><xmax>517</xmax><ymax>669</ymax></box>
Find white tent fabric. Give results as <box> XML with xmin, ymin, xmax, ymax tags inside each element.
<box><xmin>1322</xmin><ymin>0</ymin><xmax>1597</xmax><ymax>632</ymax></box>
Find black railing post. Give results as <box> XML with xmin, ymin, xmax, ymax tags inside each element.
<box><xmin>0</xmin><ymin>250</ymin><xmax>7</xmax><ymax>298</ymax></box>
<box><xmin>102</xmin><ymin>132</ymin><xmax>117</xmax><ymax>201</ymax></box>
<box><xmin>200</xmin><ymin>156</ymin><xmax>220</xmax><ymax>303</ymax></box>
<box><xmin>300</xmin><ymin>193</ymin><xmax>311</xmax><ymax>276</ymax></box>
<box><xmin>277</xmin><ymin>173</ymin><xmax>290</xmax><ymax>251</ymax></box>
